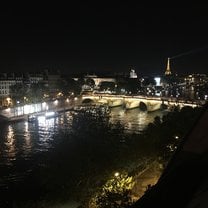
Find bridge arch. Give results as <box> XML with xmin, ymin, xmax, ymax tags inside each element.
<box><xmin>139</xmin><ymin>101</ymin><xmax>147</xmax><ymax>111</ymax></box>
<box><xmin>160</xmin><ymin>103</ymin><xmax>168</xmax><ymax>110</ymax></box>
<box><xmin>82</xmin><ymin>98</ymin><xmax>95</xmax><ymax>104</ymax></box>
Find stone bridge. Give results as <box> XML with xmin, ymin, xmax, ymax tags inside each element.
<box><xmin>81</xmin><ymin>94</ymin><xmax>203</xmax><ymax>112</ymax></box>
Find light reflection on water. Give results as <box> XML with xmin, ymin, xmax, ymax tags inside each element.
<box><xmin>0</xmin><ymin>109</ymin><xmax>166</xmax><ymax>185</ymax></box>
<box><xmin>4</xmin><ymin>125</ymin><xmax>16</xmax><ymax>164</ymax></box>
<box><xmin>110</xmin><ymin>107</ymin><xmax>167</xmax><ymax>133</ymax></box>
<box><xmin>23</xmin><ymin>122</ymin><xmax>32</xmax><ymax>155</ymax></box>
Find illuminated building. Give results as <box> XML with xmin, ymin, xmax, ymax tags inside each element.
<box><xmin>130</xmin><ymin>69</ymin><xmax>138</xmax><ymax>78</ymax></box>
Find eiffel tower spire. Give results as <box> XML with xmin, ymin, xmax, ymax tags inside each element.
<box><xmin>165</xmin><ymin>57</ymin><xmax>171</xmax><ymax>75</ymax></box>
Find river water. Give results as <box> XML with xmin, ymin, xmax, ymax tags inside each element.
<box><xmin>0</xmin><ymin>107</ymin><xmax>166</xmax><ymax>204</ymax></box>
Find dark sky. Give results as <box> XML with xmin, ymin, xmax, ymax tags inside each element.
<box><xmin>0</xmin><ymin>3</ymin><xmax>208</xmax><ymax>76</ymax></box>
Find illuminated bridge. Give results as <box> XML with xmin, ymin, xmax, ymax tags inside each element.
<box><xmin>81</xmin><ymin>94</ymin><xmax>205</xmax><ymax>112</ymax></box>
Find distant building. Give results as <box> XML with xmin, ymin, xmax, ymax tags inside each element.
<box><xmin>0</xmin><ymin>72</ymin><xmax>45</xmax><ymax>107</ymax></box>
<box><xmin>184</xmin><ymin>74</ymin><xmax>207</xmax><ymax>85</ymax></box>
<box><xmin>0</xmin><ymin>73</ymin><xmax>23</xmax><ymax>107</ymax></box>
<box><xmin>85</xmin><ymin>74</ymin><xmax>98</xmax><ymax>78</ymax></box>
<box><xmin>28</xmin><ymin>73</ymin><xmax>44</xmax><ymax>84</ymax></box>
<box><xmin>0</xmin><ymin>79</ymin><xmax>16</xmax><ymax>97</ymax></box>
<box><xmin>73</xmin><ymin>74</ymin><xmax>116</xmax><ymax>88</ymax></box>
<box><xmin>129</xmin><ymin>69</ymin><xmax>137</xmax><ymax>78</ymax></box>
<box><xmin>154</xmin><ymin>77</ymin><xmax>161</xmax><ymax>86</ymax></box>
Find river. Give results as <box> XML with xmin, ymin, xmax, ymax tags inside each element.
<box><xmin>0</xmin><ymin>107</ymin><xmax>167</xmax><ymax>205</ymax></box>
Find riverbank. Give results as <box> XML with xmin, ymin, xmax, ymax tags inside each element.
<box><xmin>131</xmin><ymin>160</ymin><xmax>163</xmax><ymax>201</ymax></box>
<box><xmin>0</xmin><ymin>99</ymin><xmax>77</xmax><ymax>123</ymax></box>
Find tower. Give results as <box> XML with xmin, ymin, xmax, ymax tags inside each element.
<box><xmin>165</xmin><ymin>57</ymin><xmax>171</xmax><ymax>75</ymax></box>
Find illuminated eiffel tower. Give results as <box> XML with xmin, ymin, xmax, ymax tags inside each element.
<box><xmin>165</xmin><ymin>57</ymin><xmax>172</xmax><ymax>75</ymax></box>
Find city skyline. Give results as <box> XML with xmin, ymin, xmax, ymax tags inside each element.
<box><xmin>0</xmin><ymin>3</ymin><xmax>208</xmax><ymax>75</ymax></box>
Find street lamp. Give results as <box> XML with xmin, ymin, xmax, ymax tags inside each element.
<box><xmin>114</xmin><ymin>172</ymin><xmax>120</xmax><ymax>177</ymax></box>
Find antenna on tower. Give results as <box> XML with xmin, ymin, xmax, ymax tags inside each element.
<box><xmin>165</xmin><ymin>57</ymin><xmax>171</xmax><ymax>75</ymax></box>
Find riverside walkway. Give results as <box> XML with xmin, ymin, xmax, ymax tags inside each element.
<box><xmin>131</xmin><ymin>104</ymin><xmax>208</xmax><ymax>208</ymax></box>
<box><xmin>0</xmin><ymin>98</ymin><xmax>78</xmax><ymax>122</ymax></box>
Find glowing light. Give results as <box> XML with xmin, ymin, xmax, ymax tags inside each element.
<box><xmin>7</xmin><ymin>125</ymin><xmax>14</xmax><ymax>142</ymax></box>
<box><xmin>24</xmin><ymin>121</ymin><xmax>32</xmax><ymax>150</ymax></box>
<box><xmin>66</xmin><ymin>98</ymin><xmax>70</xmax><ymax>103</ymax></box>
<box><xmin>43</xmin><ymin>93</ymin><xmax>49</xmax><ymax>98</ymax></box>
<box><xmin>37</xmin><ymin>115</ymin><xmax>55</xmax><ymax>129</ymax></box>
<box><xmin>42</xmin><ymin>102</ymin><xmax>46</xmax><ymax>107</ymax></box>
<box><xmin>54</xmin><ymin>100</ymin><xmax>58</xmax><ymax>105</ymax></box>
<box><xmin>154</xmin><ymin>77</ymin><xmax>161</xmax><ymax>86</ymax></box>
<box><xmin>5</xmin><ymin>125</ymin><xmax>16</xmax><ymax>162</ymax></box>
<box><xmin>23</xmin><ymin>105</ymin><xmax>30</xmax><ymax>114</ymax></box>
<box><xmin>45</xmin><ymin>111</ymin><xmax>55</xmax><ymax>117</ymax></box>
<box><xmin>6</xmin><ymin>97</ymin><xmax>12</xmax><ymax>104</ymax></box>
<box><xmin>42</xmin><ymin>102</ymin><xmax>48</xmax><ymax>111</ymax></box>
<box><xmin>5</xmin><ymin>108</ymin><xmax>11</xmax><ymax>112</ymax></box>
<box><xmin>114</xmin><ymin>172</ymin><xmax>120</xmax><ymax>177</ymax></box>
<box><xmin>74</xmin><ymin>97</ymin><xmax>78</xmax><ymax>101</ymax></box>
<box><xmin>57</xmin><ymin>92</ymin><xmax>63</xmax><ymax>97</ymax></box>
<box><xmin>38</xmin><ymin>116</ymin><xmax>46</xmax><ymax>124</ymax></box>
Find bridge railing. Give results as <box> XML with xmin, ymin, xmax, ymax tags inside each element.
<box><xmin>82</xmin><ymin>94</ymin><xmax>206</xmax><ymax>106</ymax></box>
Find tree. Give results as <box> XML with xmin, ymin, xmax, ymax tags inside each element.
<box><xmin>85</xmin><ymin>78</ymin><xmax>95</xmax><ymax>89</ymax></box>
<box><xmin>115</xmin><ymin>80</ymin><xmax>128</xmax><ymax>94</ymax></box>
<box><xmin>10</xmin><ymin>83</ymin><xmax>29</xmax><ymax>104</ymax></box>
<box><xmin>55</xmin><ymin>78</ymin><xmax>83</xmax><ymax>96</ymax></box>
<box><xmin>142</xmin><ymin>77</ymin><xmax>156</xmax><ymax>87</ymax></box>
<box><xmin>91</xmin><ymin>172</ymin><xmax>134</xmax><ymax>208</ymax></box>
<box><xmin>27</xmin><ymin>83</ymin><xmax>48</xmax><ymax>103</ymax></box>
<box><xmin>99</xmin><ymin>82</ymin><xmax>115</xmax><ymax>92</ymax></box>
<box><xmin>126</xmin><ymin>78</ymin><xmax>141</xmax><ymax>94</ymax></box>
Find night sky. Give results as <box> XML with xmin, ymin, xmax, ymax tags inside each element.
<box><xmin>0</xmin><ymin>3</ymin><xmax>208</xmax><ymax>76</ymax></box>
